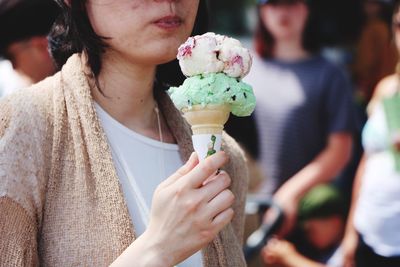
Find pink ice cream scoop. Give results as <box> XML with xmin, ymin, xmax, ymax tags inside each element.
<box><xmin>177</xmin><ymin>32</ymin><xmax>252</xmax><ymax>78</ymax></box>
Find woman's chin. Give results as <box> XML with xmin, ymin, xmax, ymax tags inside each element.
<box><xmin>147</xmin><ymin>51</ymin><xmax>178</xmax><ymax>65</ymax></box>
<box><xmin>158</xmin><ymin>56</ymin><xmax>178</xmax><ymax>65</ymax></box>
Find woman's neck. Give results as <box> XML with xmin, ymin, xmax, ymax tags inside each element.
<box><xmin>92</xmin><ymin>51</ymin><xmax>171</xmax><ymax>141</ymax></box>
<box><xmin>272</xmin><ymin>38</ymin><xmax>310</xmax><ymax>62</ymax></box>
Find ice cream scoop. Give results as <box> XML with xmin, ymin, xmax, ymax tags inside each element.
<box><xmin>177</xmin><ymin>32</ymin><xmax>252</xmax><ymax>78</ymax></box>
<box><xmin>168</xmin><ymin>73</ymin><xmax>255</xmax><ymax>117</ymax></box>
<box><xmin>169</xmin><ymin>32</ymin><xmax>256</xmax><ymax>160</ymax></box>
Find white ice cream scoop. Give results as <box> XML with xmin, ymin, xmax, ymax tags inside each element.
<box><xmin>177</xmin><ymin>32</ymin><xmax>252</xmax><ymax>78</ymax></box>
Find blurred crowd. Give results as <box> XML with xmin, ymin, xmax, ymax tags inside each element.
<box><xmin>1</xmin><ymin>0</ymin><xmax>400</xmax><ymax>266</ymax></box>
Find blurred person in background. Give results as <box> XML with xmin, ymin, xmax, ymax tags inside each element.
<box><xmin>341</xmin><ymin>1</ymin><xmax>400</xmax><ymax>266</ymax></box>
<box><xmin>247</xmin><ymin>0</ymin><xmax>354</xmax><ymax>236</ymax></box>
<box><xmin>0</xmin><ymin>0</ymin><xmax>59</xmax><ymax>97</ymax></box>
<box><xmin>352</xmin><ymin>0</ymin><xmax>397</xmax><ymax>107</ymax></box>
<box><xmin>262</xmin><ymin>185</ymin><xmax>347</xmax><ymax>267</ymax></box>
<box><xmin>207</xmin><ymin>0</ymin><xmax>251</xmax><ymax>36</ymax></box>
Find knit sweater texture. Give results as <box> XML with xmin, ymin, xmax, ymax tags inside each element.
<box><xmin>0</xmin><ymin>54</ymin><xmax>248</xmax><ymax>267</ymax></box>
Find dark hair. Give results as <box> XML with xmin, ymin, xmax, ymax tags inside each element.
<box><xmin>394</xmin><ymin>0</ymin><xmax>400</xmax><ymax>17</ymax></box>
<box><xmin>392</xmin><ymin>0</ymin><xmax>400</xmax><ymax>74</ymax></box>
<box><xmin>0</xmin><ymin>0</ymin><xmax>60</xmax><ymax>58</ymax></box>
<box><xmin>49</xmin><ymin>0</ymin><xmax>209</xmax><ymax>87</ymax></box>
<box><xmin>254</xmin><ymin>3</ymin><xmax>321</xmax><ymax>58</ymax></box>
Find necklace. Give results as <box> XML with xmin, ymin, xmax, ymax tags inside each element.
<box><xmin>154</xmin><ymin>103</ymin><xmax>164</xmax><ymax>143</ymax></box>
<box><xmin>154</xmin><ymin>103</ymin><xmax>166</xmax><ymax>185</ymax></box>
<box><xmin>107</xmin><ymin>101</ymin><xmax>166</xmax><ymax>231</ymax></box>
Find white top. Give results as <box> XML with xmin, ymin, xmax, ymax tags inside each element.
<box><xmin>95</xmin><ymin>103</ymin><xmax>203</xmax><ymax>267</ymax></box>
<box><xmin>0</xmin><ymin>60</ymin><xmax>28</xmax><ymax>97</ymax></box>
<box><xmin>354</xmin><ymin>104</ymin><xmax>400</xmax><ymax>257</ymax></box>
<box><xmin>325</xmin><ymin>247</ymin><xmax>343</xmax><ymax>267</ymax></box>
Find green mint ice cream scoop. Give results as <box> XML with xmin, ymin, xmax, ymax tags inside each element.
<box><xmin>168</xmin><ymin>73</ymin><xmax>255</xmax><ymax>117</ymax></box>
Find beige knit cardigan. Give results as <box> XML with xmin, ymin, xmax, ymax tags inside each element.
<box><xmin>0</xmin><ymin>54</ymin><xmax>249</xmax><ymax>267</ymax></box>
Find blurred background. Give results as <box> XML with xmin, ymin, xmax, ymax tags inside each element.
<box><xmin>209</xmin><ymin>0</ymin><xmax>368</xmax><ymax>64</ymax></box>
<box><xmin>0</xmin><ymin>0</ymin><xmax>385</xmax><ymax>100</ymax></box>
<box><xmin>209</xmin><ymin>1</ymin><xmax>399</xmax><ymax>267</ymax></box>
<box><xmin>1</xmin><ymin>0</ymin><xmax>400</xmax><ymax>267</ymax></box>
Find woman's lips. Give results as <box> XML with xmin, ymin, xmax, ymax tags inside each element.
<box><xmin>278</xmin><ymin>17</ymin><xmax>291</xmax><ymax>27</ymax></box>
<box><xmin>154</xmin><ymin>15</ymin><xmax>183</xmax><ymax>30</ymax></box>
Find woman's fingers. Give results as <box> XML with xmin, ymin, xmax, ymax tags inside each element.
<box><xmin>199</xmin><ymin>171</ymin><xmax>231</xmax><ymax>202</ymax></box>
<box><xmin>202</xmin><ymin>188</ymin><xmax>235</xmax><ymax>220</ymax></box>
<box><xmin>180</xmin><ymin>151</ymin><xmax>229</xmax><ymax>189</ymax></box>
<box><xmin>162</xmin><ymin>152</ymin><xmax>199</xmax><ymax>187</ymax></box>
<box><xmin>211</xmin><ymin>207</ymin><xmax>234</xmax><ymax>231</ymax></box>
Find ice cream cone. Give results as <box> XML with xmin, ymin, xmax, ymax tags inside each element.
<box><xmin>168</xmin><ymin>33</ymin><xmax>256</xmax><ymax>159</ymax></box>
<box><xmin>182</xmin><ymin>104</ymin><xmax>230</xmax><ymax>160</ymax></box>
<box><xmin>182</xmin><ymin>104</ymin><xmax>231</xmax><ymax>134</ymax></box>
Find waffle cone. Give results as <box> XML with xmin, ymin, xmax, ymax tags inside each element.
<box><xmin>182</xmin><ymin>104</ymin><xmax>231</xmax><ymax>135</ymax></box>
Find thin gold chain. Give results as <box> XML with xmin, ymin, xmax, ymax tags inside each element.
<box><xmin>154</xmin><ymin>103</ymin><xmax>166</xmax><ymax>186</ymax></box>
<box><xmin>154</xmin><ymin>103</ymin><xmax>164</xmax><ymax>143</ymax></box>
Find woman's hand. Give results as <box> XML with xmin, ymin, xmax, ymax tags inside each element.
<box><xmin>112</xmin><ymin>152</ymin><xmax>235</xmax><ymax>267</ymax></box>
<box><xmin>341</xmin><ymin>228</ymin><xmax>359</xmax><ymax>267</ymax></box>
<box><xmin>261</xmin><ymin>238</ymin><xmax>297</xmax><ymax>266</ymax></box>
<box><xmin>272</xmin><ymin>188</ymin><xmax>299</xmax><ymax>237</ymax></box>
<box><xmin>263</xmin><ymin>186</ymin><xmax>299</xmax><ymax>238</ymax></box>
<box><xmin>262</xmin><ymin>238</ymin><xmax>326</xmax><ymax>267</ymax></box>
<box><xmin>112</xmin><ymin>152</ymin><xmax>234</xmax><ymax>266</ymax></box>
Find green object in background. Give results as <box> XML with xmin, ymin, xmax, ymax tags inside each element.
<box><xmin>298</xmin><ymin>184</ymin><xmax>345</xmax><ymax>222</ymax></box>
<box><xmin>382</xmin><ymin>92</ymin><xmax>400</xmax><ymax>172</ymax></box>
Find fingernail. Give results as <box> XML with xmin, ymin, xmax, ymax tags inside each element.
<box><xmin>190</xmin><ymin>152</ymin><xmax>198</xmax><ymax>161</ymax></box>
<box><xmin>186</xmin><ymin>152</ymin><xmax>197</xmax><ymax>166</ymax></box>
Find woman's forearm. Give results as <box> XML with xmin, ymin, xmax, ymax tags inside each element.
<box><xmin>110</xmin><ymin>231</ymin><xmax>171</xmax><ymax>267</ymax></box>
<box><xmin>344</xmin><ymin>154</ymin><xmax>366</xmax><ymax>236</ymax></box>
<box><xmin>278</xmin><ymin>133</ymin><xmax>353</xmax><ymax>201</ymax></box>
<box><xmin>285</xmin><ymin>252</ymin><xmax>326</xmax><ymax>267</ymax></box>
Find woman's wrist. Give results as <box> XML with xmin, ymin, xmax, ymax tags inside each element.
<box><xmin>111</xmin><ymin>230</ymin><xmax>172</xmax><ymax>267</ymax></box>
<box><xmin>136</xmin><ymin>230</ymin><xmax>173</xmax><ymax>267</ymax></box>
<box><xmin>284</xmin><ymin>250</ymin><xmax>303</xmax><ymax>266</ymax></box>
<box><xmin>275</xmin><ymin>180</ymin><xmax>303</xmax><ymax>203</ymax></box>
<box><xmin>344</xmin><ymin>223</ymin><xmax>358</xmax><ymax>242</ymax></box>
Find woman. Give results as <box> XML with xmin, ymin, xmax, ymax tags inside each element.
<box><xmin>341</xmin><ymin>2</ymin><xmax>400</xmax><ymax>266</ymax></box>
<box><xmin>248</xmin><ymin>0</ymin><xmax>354</xmax><ymax>235</ymax></box>
<box><xmin>0</xmin><ymin>1</ymin><xmax>248</xmax><ymax>266</ymax></box>
<box><xmin>352</xmin><ymin>0</ymin><xmax>397</xmax><ymax>105</ymax></box>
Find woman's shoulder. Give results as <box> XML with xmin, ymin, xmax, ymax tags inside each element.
<box><xmin>312</xmin><ymin>56</ymin><xmax>351</xmax><ymax>87</ymax></box>
<box><xmin>375</xmin><ymin>74</ymin><xmax>398</xmax><ymax>96</ymax></box>
<box><xmin>0</xmin><ymin>73</ymin><xmax>60</xmax><ymax>222</ymax></box>
<box><xmin>313</xmin><ymin>55</ymin><xmax>345</xmax><ymax>73</ymax></box>
<box><xmin>0</xmin><ymin>72</ymin><xmax>60</xmax><ymax>134</ymax></box>
<box><xmin>368</xmin><ymin>74</ymin><xmax>398</xmax><ymax>114</ymax></box>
